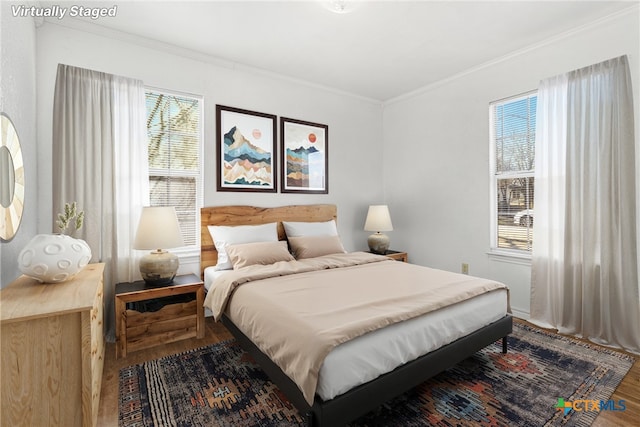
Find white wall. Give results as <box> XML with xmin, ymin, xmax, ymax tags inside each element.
<box><xmin>0</xmin><ymin>2</ymin><xmax>38</xmax><ymax>287</ymax></box>
<box><xmin>382</xmin><ymin>7</ymin><xmax>640</xmax><ymax>318</ymax></box>
<box><xmin>35</xmin><ymin>21</ymin><xmax>385</xmax><ymax>278</ymax></box>
<box><xmin>15</xmin><ymin>5</ymin><xmax>639</xmax><ymax>314</ymax></box>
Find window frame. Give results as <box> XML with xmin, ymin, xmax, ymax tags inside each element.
<box><xmin>145</xmin><ymin>86</ymin><xmax>204</xmax><ymax>258</ymax></box>
<box><xmin>488</xmin><ymin>90</ymin><xmax>536</xmax><ymax>259</ymax></box>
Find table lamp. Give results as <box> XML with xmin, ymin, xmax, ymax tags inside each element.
<box><xmin>133</xmin><ymin>206</ymin><xmax>184</xmax><ymax>285</ymax></box>
<box><xmin>364</xmin><ymin>205</ymin><xmax>393</xmax><ymax>254</ymax></box>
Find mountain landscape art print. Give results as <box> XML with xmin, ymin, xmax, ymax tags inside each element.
<box><xmin>281</xmin><ymin>117</ymin><xmax>328</xmax><ymax>194</ymax></box>
<box><xmin>216</xmin><ymin>105</ymin><xmax>277</xmax><ymax>192</ymax></box>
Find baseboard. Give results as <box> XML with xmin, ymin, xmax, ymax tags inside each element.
<box><xmin>510</xmin><ymin>307</ymin><xmax>530</xmax><ymax>320</ymax></box>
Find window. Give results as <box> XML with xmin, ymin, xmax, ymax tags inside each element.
<box><xmin>145</xmin><ymin>89</ymin><xmax>203</xmax><ymax>249</ymax></box>
<box><xmin>490</xmin><ymin>92</ymin><xmax>536</xmax><ymax>253</ymax></box>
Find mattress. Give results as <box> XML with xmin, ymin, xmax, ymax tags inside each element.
<box><xmin>204</xmin><ymin>266</ymin><xmax>229</xmax><ymax>291</ymax></box>
<box><xmin>317</xmin><ymin>288</ymin><xmax>507</xmax><ymax>400</ymax></box>
<box><xmin>206</xmin><ymin>264</ymin><xmax>509</xmax><ymax>402</ymax></box>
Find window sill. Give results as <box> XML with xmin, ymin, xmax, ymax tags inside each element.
<box><xmin>487</xmin><ymin>249</ymin><xmax>531</xmax><ymax>266</ymax></box>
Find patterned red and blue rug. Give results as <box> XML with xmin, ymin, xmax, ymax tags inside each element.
<box><xmin>119</xmin><ymin>322</ymin><xmax>634</xmax><ymax>426</ymax></box>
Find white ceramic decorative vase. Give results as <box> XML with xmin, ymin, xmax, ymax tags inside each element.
<box><xmin>18</xmin><ymin>234</ymin><xmax>92</xmax><ymax>283</ymax></box>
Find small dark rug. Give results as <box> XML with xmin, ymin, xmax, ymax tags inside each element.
<box><xmin>119</xmin><ymin>323</ymin><xmax>634</xmax><ymax>426</ymax></box>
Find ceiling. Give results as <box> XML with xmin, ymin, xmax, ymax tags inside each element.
<box><xmin>43</xmin><ymin>0</ymin><xmax>636</xmax><ymax>101</ymax></box>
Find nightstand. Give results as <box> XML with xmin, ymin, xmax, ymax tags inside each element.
<box><xmin>115</xmin><ymin>273</ymin><xmax>204</xmax><ymax>359</ymax></box>
<box><xmin>368</xmin><ymin>250</ymin><xmax>408</xmax><ymax>262</ymax></box>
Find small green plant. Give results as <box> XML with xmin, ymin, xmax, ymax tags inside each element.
<box><xmin>57</xmin><ymin>202</ymin><xmax>84</xmax><ymax>236</ymax></box>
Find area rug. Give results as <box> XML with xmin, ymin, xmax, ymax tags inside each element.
<box><xmin>119</xmin><ymin>322</ymin><xmax>634</xmax><ymax>426</ymax></box>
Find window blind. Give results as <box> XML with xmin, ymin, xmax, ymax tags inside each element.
<box><xmin>491</xmin><ymin>93</ymin><xmax>536</xmax><ymax>252</ymax></box>
<box><xmin>146</xmin><ymin>91</ymin><xmax>202</xmax><ymax>247</ymax></box>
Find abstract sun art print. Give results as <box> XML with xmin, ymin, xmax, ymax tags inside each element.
<box><xmin>281</xmin><ymin>117</ymin><xmax>328</xmax><ymax>194</ymax></box>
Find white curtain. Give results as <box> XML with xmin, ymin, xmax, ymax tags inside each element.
<box><xmin>530</xmin><ymin>74</ymin><xmax>568</xmax><ymax>329</ymax></box>
<box><xmin>53</xmin><ymin>64</ymin><xmax>149</xmax><ymax>341</ymax></box>
<box><xmin>530</xmin><ymin>55</ymin><xmax>640</xmax><ymax>354</ymax></box>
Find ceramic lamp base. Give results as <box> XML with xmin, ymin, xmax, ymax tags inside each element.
<box><xmin>139</xmin><ymin>249</ymin><xmax>179</xmax><ymax>286</ymax></box>
<box><xmin>368</xmin><ymin>232</ymin><xmax>390</xmax><ymax>254</ymax></box>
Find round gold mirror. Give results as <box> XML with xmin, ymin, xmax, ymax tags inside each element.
<box><xmin>1</xmin><ymin>113</ymin><xmax>25</xmax><ymax>242</ymax></box>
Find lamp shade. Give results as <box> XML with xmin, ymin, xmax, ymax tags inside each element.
<box><xmin>133</xmin><ymin>206</ymin><xmax>184</xmax><ymax>250</ymax></box>
<box><xmin>364</xmin><ymin>205</ymin><xmax>393</xmax><ymax>232</ymax></box>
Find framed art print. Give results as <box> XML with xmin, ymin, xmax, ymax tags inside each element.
<box><xmin>281</xmin><ymin>117</ymin><xmax>328</xmax><ymax>194</ymax></box>
<box><xmin>216</xmin><ymin>105</ymin><xmax>277</xmax><ymax>192</ymax></box>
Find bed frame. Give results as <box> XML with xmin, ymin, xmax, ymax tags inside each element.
<box><xmin>201</xmin><ymin>204</ymin><xmax>512</xmax><ymax>427</ymax></box>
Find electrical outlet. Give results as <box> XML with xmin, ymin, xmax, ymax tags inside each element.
<box><xmin>462</xmin><ymin>263</ymin><xmax>469</xmax><ymax>275</ymax></box>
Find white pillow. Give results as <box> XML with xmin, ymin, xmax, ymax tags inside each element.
<box><xmin>282</xmin><ymin>220</ymin><xmax>338</xmax><ymax>237</ymax></box>
<box><xmin>208</xmin><ymin>222</ymin><xmax>278</xmax><ymax>270</ymax></box>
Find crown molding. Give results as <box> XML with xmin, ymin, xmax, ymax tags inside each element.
<box><xmin>40</xmin><ymin>16</ymin><xmax>383</xmax><ymax>106</ymax></box>
<box><xmin>384</xmin><ymin>3</ymin><xmax>640</xmax><ymax>106</ymax></box>
<box><xmin>39</xmin><ymin>2</ymin><xmax>638</xmax><ymax>107</ymax></box>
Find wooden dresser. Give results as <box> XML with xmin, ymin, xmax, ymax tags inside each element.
<box><xmin>1</xmin><ymin>263</ymin><xmax>105</xmax><ymax>427</ymax></box>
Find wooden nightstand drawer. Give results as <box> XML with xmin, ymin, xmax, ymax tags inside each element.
<box><xmin>125</xmin><ymin>299</ymin><xmax>198</xmax><ymax>353</ymax></box>
<box><xmin>115</xmin><ymin>274</ymin><xmax>204</xmax><ymax>359</ymax></box>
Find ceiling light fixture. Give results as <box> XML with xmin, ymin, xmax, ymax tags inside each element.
<box><xmin>332</xmin><ymin>1</ymin><xmax>349</xmax><ymax>13</ymax></box>
<box><xmin>325</xmin><ymin>0</ymin><xmax>360</xmax><ymax>14</ymax></box>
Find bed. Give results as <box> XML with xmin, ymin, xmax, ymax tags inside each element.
<box><xmin>200</xmin><ymin>204</ymin><xmax>512</xmax><ymax>426</ymax></box>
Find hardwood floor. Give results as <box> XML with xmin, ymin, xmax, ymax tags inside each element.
<box><xmin>99</xmin><ymin>317</ymin><xmax>639</xmax><ymax>426</ymax></box>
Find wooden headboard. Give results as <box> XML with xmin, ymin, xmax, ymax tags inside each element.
<box><xmin>200</xmin><ymin>204</ymin><xmax>337</xmax><ymax>276</ymax></box>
